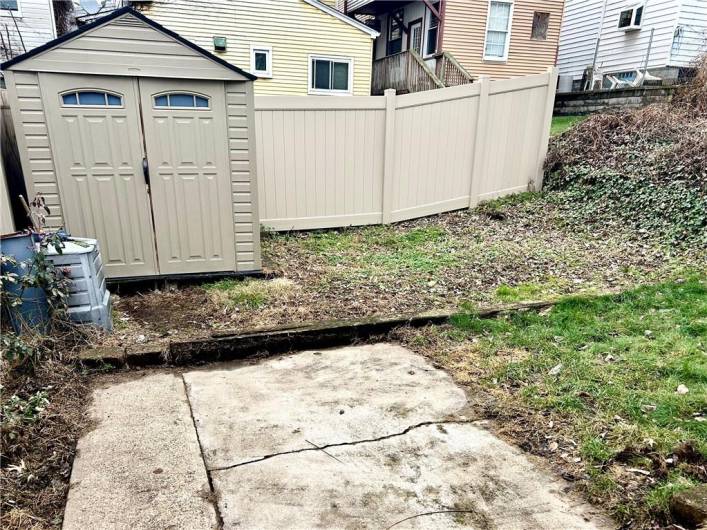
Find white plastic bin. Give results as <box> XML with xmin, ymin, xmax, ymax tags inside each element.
<box><xmin>44</xmin><ymin>237</ymin><xmax>112</xmax><ymax>330</ymax></box>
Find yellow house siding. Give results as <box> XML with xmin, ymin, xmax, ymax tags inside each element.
<box><xmin>138</xmin><ymin>0</ymin><xmax>373</xmax><ymax>95</ymax></box>
<box><xmin>443</xmin><ymin>0</ymin><xmax>564</xmax><ymax>79</ymax></box>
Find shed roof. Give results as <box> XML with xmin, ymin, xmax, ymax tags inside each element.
<box><xmin>0</xmin><ymin>6</ymin><xmax>256</xmax><ymax>81</ymax></box>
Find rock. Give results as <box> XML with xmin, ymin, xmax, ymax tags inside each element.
<box><xmin>78</xmin><ymin>346</ymin><xmax>125</xmax><ymax>367</ymax></box>
<box><xmin>126</xmin><ymin>343</ymin><xmax>167</xmax><ymax>366</ymax></box>
<box><xmin>676</xmin><ymin>384</ymin><xmax>689</xmax><ymax>395</ymax></box>
<box><xmin>548</xmin><ymin>363</ymin><xmax>563</xmax><ymax>376</ymax></box>
<box><xmin>670</xmin><ymin>484</ymin><xmax>707</xmax><ymax>527</ymax></box>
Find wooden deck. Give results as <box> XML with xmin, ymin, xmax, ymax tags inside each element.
<box><xmin>372</xmin><ymin>50</ymin><xmax>473</xmax><ymax>95</ymax></box>
<box><xmin>372</xmin><ymin>50</ymin><xmax>444</xmax><ymax>95</ymax></box>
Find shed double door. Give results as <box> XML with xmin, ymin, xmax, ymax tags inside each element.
<box><xmin>42</xmin><ymin>73</ymin><xmax>236</xmax><ymax>278</ymax></box>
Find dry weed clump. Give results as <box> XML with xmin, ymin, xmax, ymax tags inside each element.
<box><xmin>673</xmin><ymin>53</ymin><xmax>707</xmax><ymax>115</ymax></box>
<box><xmin>1</xmin><ymin>324</ymin><xmax>98</xmax><ymax>530</ymax></box>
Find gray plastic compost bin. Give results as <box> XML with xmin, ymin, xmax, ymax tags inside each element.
<box><xmin>45</xmin><ymin>238</ymin><xmax>112</xmax><ymax>330</ymax></box>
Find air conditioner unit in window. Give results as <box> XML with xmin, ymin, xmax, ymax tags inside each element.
<box><xmin>618</xmin><ymin>5</ymin><xmax>644</xmax><ymax>31</ymax></box>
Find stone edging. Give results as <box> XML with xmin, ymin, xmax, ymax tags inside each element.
<box><xmin>80</xmin><ymin>300</ymin><xmax>556</xmax><ymax>368</ymax></box>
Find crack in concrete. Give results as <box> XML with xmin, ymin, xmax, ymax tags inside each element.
<box><xmin>182</xmin><ymin>375</ymin><xmax>224</xmax><ymax>530</ymax></box>
<box><xmin>208</xmin><ymin>419</ymin><xmax>475</xmax><ymax>472</ymax></box>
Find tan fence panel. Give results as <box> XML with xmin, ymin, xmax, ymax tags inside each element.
<box><xmin>474</xmin><ymin>73</ymin><xmax>553</xmax><ymax>202</ymax></box>
<box><xmin>246</xmin><ymin>68</ymin><xmax>556</xmax><ymax>231</ymax></box>
<box><xmin>390</xmin><ymin>83</ymin><xmax>480</xmax><ymax>223</ymax></box>
<box><xmin>254</xmin><ymin>96</ymin><xmax>386</xmax><ymax>231</ymax></box>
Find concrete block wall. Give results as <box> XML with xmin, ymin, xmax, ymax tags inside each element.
<box><xmin>554</xmin><ymin>86</ymin><xmax>677</xmax><ymax>116</ymax></box>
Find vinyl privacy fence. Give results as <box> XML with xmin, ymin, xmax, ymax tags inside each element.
<box><xmin>254</xmin><ymin>68</ymin><xmax>558</xmax><ymax>231</ymax></box>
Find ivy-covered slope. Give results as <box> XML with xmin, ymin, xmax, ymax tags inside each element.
<box><xmin>544</xmin><ymin>57</ymin><xmax>707</xmax><ymax>248</ymax></box>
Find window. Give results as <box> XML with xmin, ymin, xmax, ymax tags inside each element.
<box><xmin>531</xmin><ymin>12</ymin><xmax>549</xmax><ymax>40</ymax></box>
<box><xmin>483</xmin><ymin>1</ymin><xmax>513</xmax><ymax>61</ymax></box>
<box><xmin>618</xmin><ymin>4</ymin><xmax>643</xmax><ymax>31</ymax></box>
<box><xmin>387</xmin><ymin>9</ymin><xmax>403</xmax><ymax>55</ymax></box>
<box><xmin>61</xmin><ymin>90</ymin><xmax>123</xmax><ymax>107</ymax></box>
<box><xmin>250</xmin><ymin>44</ymin><xmax>272</xmax><ymax>78</ymax></box>
<box><xmin>309</xmin><ymin>56</ymin><xmax>352</xmax><ymax>95</ymax></box>
<box><xmin>153</xmin><ymin>93</ymin><xmax>209</xmax><ymax>108</ymax></box>
<box><xmin>213</xmin><ymin>36</ymin><xmax>227</xmax><ymax>52</ymax></box>
<box><xmin>425</xmin><ymin>2</ymin><xmax>440</xmax><ymax>56</ymax></box>
<box><xmin>1</xmin><ymin>0</ymin><xmax>20</xmax><ymax>15</ymax></box>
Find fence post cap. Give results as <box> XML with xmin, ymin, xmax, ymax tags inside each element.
<box><xmin>384</xmin><ymin>88</ymin><xmax>396</xmax><ymax>96</ymax></box>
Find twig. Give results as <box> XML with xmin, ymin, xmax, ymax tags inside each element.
<box><xmin>304</xmin><ymin>439</ymin><xmax>345</xmax><ymax>465</ymax></box>
<box><xmin>386</xmin><ymin>510</ymin><xmax>481</xmax><ymax>529</ymax></box>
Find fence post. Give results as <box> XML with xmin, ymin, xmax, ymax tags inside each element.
<box><xmin>469</xmin><ymin>75</ymin><xmax>489</xmax><ymax>208</ymax></box>
<box><xmin>381</xmin><ymin>88</ymin><xmax>396</xmax><ymax>224</ymax></box>
<box><xmin>534</xmin><ymin>66</ymin><xmax>559</xmax><ymax>191</ymax></box>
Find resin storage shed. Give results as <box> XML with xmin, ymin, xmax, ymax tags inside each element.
<box><xmin>1</xmin><ymin>7</ymin><xmax>261</xmax><ymax>279</ymax></box>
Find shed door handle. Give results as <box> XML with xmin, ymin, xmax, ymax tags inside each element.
<box><xmin>142</xmin><ymin>157</ymin><xmax>150</xmax><ymax>186</ymax></box>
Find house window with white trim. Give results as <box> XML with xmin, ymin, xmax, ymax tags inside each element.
<box><xmin>0</xmin><ymin>0</ymin><xmax>20</xmax><ymax>15</ymax></box>
<box><xmin>618</xmin><ymin>4</ymin><xmax>643</xmax><ymax>31</ymax></box>
<box><xmin>250</xmin><ymin>45</ymin><xmax>272</xmax><ymax>78</ymax></box>
<box><xmin>424</xmin><ymin>2</ymin><xmax>440</xmax><ymax>56</ymax></box>
<box><xmin>309</xmin><ymin>55</ymin><xmax>352</xmax><ymax>95</ymax></box>
<box><xmin>484</xmin><ymin>1</ymin><xmax>513</xmax><ymax>61</ymax></box>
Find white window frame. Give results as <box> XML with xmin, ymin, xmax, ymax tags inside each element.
<box><xmin>1</xmin><ymin>0</ymin><xmax>22</xmax><ymax>17</ymax></box>
<box><xmin>617</xmin><ymin>3</ymin><xmax>644</xmax><ymax>32</ymax></box>
<box><xmin>250</xmin><ymin>44</ymin><xmax>272</xmax><ymax>78</ymax></box>
<box><xmin>482</xmin><ymin>0</ymin><xmax>514</xmax><ymax>63</ymax></box>
<box><xmin>423</xmin><ymin>3</ymin><xmax>440</xmax><ymax>58</ymax></box>
<box><xmin>308</xmin><ymin>55</ymin><xmax>354</xmax><ymax>96</ymax></box>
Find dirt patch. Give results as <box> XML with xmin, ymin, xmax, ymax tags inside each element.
<box><xmin>1</xmin><ymin>327</ymin><xmax>95</xmax><ymax>530</ymax></box>
<box><xmin>106</xmin><ymin>195</ymin><xmax>704</xmax><ymax>351</ymax></box>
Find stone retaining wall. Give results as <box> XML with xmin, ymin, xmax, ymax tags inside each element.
<box><xmin>554</xmin><ymin>86</ymin><xmax>677</xmax><ymax>116</ymax></box>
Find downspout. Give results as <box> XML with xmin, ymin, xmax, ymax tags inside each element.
<box><xmin>590</xmin><ymin>0</ymin><xmax>610</xmax><ymax>87</ymax></box>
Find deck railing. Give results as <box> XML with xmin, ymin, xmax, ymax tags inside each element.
<box><xmin>435</xmin><ymin>51</ymin><xmax>474</xmax><ymax>87</ymax></box>
<box><xmin>372</xmin><ymin>49</ymin><xmax>444</xmax><ymax>95</ymax></box>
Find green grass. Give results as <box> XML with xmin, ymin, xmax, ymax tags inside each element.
<box><xmin>301</xmin><ymin>225</ymin><xmax>459</xmax><ymax>275</ymax></box>
<box><xmin>551</xmin><ymin>115</ymin><xmax>586</xmax><ymax>136</ymax></box>
<box><xmin>452</xmin><ymin>276</ymin><xmax>707</xmax><ymax>522</ymax></box>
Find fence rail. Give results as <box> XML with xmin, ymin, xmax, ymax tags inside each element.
<box><xmin>254</xmin><ymin>68</ymin><xmax>558</xmax><ymax>231</ymax></box>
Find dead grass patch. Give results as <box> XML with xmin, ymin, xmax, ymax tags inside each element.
<box><xmin>1</xmin><ymin>325</ymin><xmax>97</xmax><ymax>530</ymax></box>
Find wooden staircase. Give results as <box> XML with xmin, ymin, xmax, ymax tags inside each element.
<box><xmin>372</xmin><ymin>50</ymin><xmax>474</xmax><ymax>95</ymax></box>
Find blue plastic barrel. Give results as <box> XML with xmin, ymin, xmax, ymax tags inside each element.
<box><xmin>0</xmin><ymin>232</ymin><xmax>49</xmax><ymax>333</ymax></box>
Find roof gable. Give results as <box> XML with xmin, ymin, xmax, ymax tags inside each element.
<box><xmin>301</xmin><ymin>0</ymin><xmax>379</xmax><ymax>38</ymax></box>
<box><xmin>1</xmin><ymin>7</ymin><xmax>255</xmax><ymax>81</ymax></box>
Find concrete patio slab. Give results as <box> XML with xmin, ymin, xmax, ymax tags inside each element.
<box><xmin>183</xmin><ymin>343</ymin><xmax>469</xmax><ymax>469</ymax></box>
<box><xmin>62</xmin><ymin>373</ymin><xmax>218</xmax><ymax>530</ymax></box>
<box><xmin>213</xmin><ymin>422</ymin><xmax>604</xmax><ymax>529</ymax></box>
<box><xmin>64</xmin><ymin>344</ymin><xmax>610</xmax><ymax>529</ymax></box>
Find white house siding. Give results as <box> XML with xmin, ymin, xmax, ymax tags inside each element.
<box><xmin>0</xmin><ymin>0</ymin><xmax>56</xmax><ymax>60</ymax></box>
<box><xmin>670</xmin><ymin>0</ymin><xmax>707</xmax><ymax>67</ymax></box>
<box><xmin>557</xmin><ymin>0</ymin><xmax>687</xmax><ymax>81</ymax></box>
<box><xmin>557</xmin><ymin>0</ymin><xmax>605</xmax><ymax>79</ymax></box>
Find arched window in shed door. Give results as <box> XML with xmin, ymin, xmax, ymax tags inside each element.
<box><xmin>153</xmin><ymin>92</ymin><xmax>210</xmax><ymax>109</ymax></box>
<box><xmin>61</xmin><ymin>90</ymin><xmax>123</xmax><ymax>107</ymax></box>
